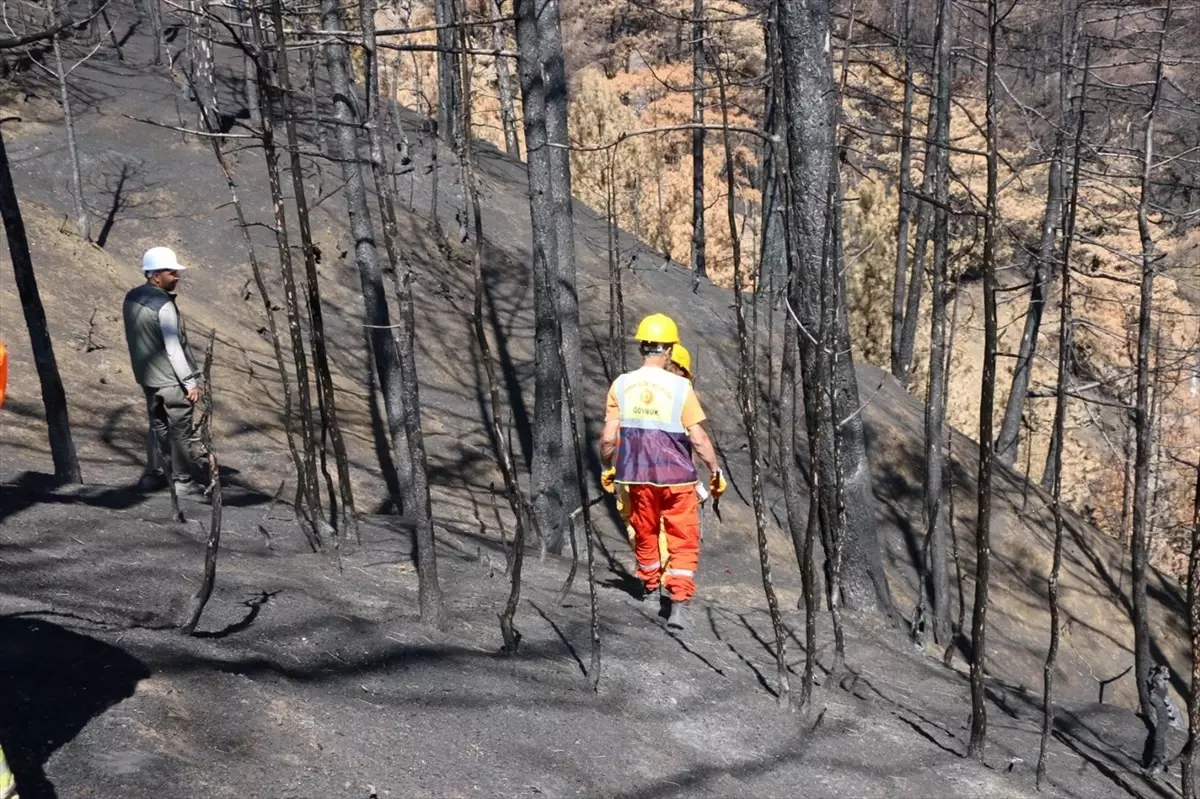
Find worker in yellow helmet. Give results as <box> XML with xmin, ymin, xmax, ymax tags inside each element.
<box><xmin>599</xmin><ymin>314</ymin><xmax>726</xmax><ymax>630</ymax></box>
<box><xmin>614</xmin><ymin>342</ymin><xmax>709</xmax><ymax>571</ymax></box>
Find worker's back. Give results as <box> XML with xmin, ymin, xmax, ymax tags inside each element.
<box><xmin>610</xmin><ymin>365</ymin><xmax>699</xmax><ymax>487</ymax></box>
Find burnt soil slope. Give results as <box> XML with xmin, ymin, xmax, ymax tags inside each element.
<box><xmin>0</xmin><ymin>5</ymin><xmax>1190</xmax><ymax>797</ymax></box>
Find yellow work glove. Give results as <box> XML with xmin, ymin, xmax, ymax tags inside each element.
<box><xmin>709</xmin><ymin>470</ymin><xmax>727</xmax><ymax>499</ymax></box>
<box><xmin>601</xmin><ymin>467</ymin><xmax>617</xmax><ymax>494</ymax></box>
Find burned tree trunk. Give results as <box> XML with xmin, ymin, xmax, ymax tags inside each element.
<box><xmin>995</xmin><ymin>141</ymin><xmax>1065</xmax><ymax>467</ymax></box>
<box><xmin>689</xmin><ymin>0</ymin><xmax>706</xmax><ymax>288</ymax></box>
<box><xmin>1037</xmin><ymin>32</ymin><xmax>1085</xmax><ymax>790</ymax></box>
<box><xmin>1131</xmin><ymin>5</ymin><xmax>1169</xmax><ymax>719</ymax></box>
<box><xmin>364</xmin><ymin>0</ymin><xmax>444</xmax><ymax>621</ymax></box>
<box><xmin>180</xmin><ymin>331</ymin><xmax>221</xmax><ymax>635</ymax></box>
<box><xmin>1184</xmin><ymin>454</ymin><xmax>1200</xmax><ymax>799</ymax></box>
<box><xmin>967</xmin><ymin>0</ymin><xmax>999</xmax><ymax>760</ymax></box>
<box><xmin>246</xmin><ymin>8</ymin><xmax>325</xmax><ymax>548</ymax></box>
<box><xmin>434</xmin><ymin>0</ymin><xmax>461</xmax><ymax>144</ymax></box>
<box><xmin>490</xmin><ymin>0</ymin><xmax>519</xmax><ymax>157</ymax></box>
<box><xmin>718</xmin><ymin>59</ymin><xmax>789</xmax><ymax>703</ymax></box>
<box><xmin>514</xmin><ymin>0</ymin><xmax>568</xmax><ymax>553</ymax></box>
<box><xmin>270</xmin><ymin>0</ymin><xmax>357</xmax><ymax>538</ymax></box>
<box><xmin>0</xmin><ymin>123</ymin><xmax>81</xmax><ymax>483</ymax></box>
<box><xmin>919</xmin><ymin>0</ymin><xmax>953</xmax><ymax>647</ymax></box>
<box><xmin>777</xmin><ymin>0</ymin><xmax>890</xmax><ymax>614</ymax></box>
<box><xmin>888</xmin><ymin>0</ymin><xmax>913</xmax><ymax>381</ymax></box>
<box><xmin>322</xmin><ymin>0</ymin><xmax>443</xmax><ymax>624</ymax></box>
<box><xmin>50</xmin><ymin>33</ymin><xmax>89</xmax><ymax>241</ymax></box>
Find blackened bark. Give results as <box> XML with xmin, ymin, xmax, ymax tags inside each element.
<box><xmin>539</xmin><ymin>0</ymin><xmax>584</xmax><ymax>529</ymax></box>
<box><xmin>490</xmin><ymin>0</ymin><xmax>519</xmax><ymax>157</ymax></box>
<box><xmin>967</xmin><ymin>0</ymin><xmax>999</xmax><ymax>760</ymax></box>
<box><xmin>271</xmin><ymin>0</ymin><xmax>357</xmax><ymax>539</ymax></box>
<box><xmin>1037</xmin><ymin>35</ymin><xmax>1085</xmax><ymax>788</ymax></box>
<box><xmin>777</xmin><ymin>0</ymin><xmax>887</xmax><ymax>614</ymax></box>
<box><xmin>1131</xmin><ymin>10</ymin><xmax>1169</xmax><ymax>716</ymax></box>
<box><xmin>514</xmin><ymin>0</ymin><xmax>567</xmax><ymax>553</ymax></box>
<box><xmin>247</xmin><ymin>8</ymin><xmax>324</xmax><ymax>549</ymax></box>
<box><xmin>435</xmin><ymin>0</ymin><xmax>461</xmax><ymax>144</ymax></box>
<box><xmin>920</xmin><ymin>0</ymin><xmax>952</xmax><ymax>646</ymax></box>
<box><xmin>323</xmin><ymin>0</ymin><xmax>442</xmax><ymax>625</ymax></box>
<box><xmin>888</xmin><ymin>0</ymin><xmax>913</xmax><ymax>381</ymax></box>
<box><xmin>1183</xmin><ymin>455</ymin><xmax>1200</xmax><ymax>799</ymax></box>
<box><xmin>51</xmin><ymin>34</ymin><xmax>89</xmax><ymax>241</ymax></box>
<box><xmin>180</xmin><ymin>331</ymin><xmax>221</xmax><ymax>635</ymax></box>
<box><xmin>202</xmin><ymin>44</ymin><xmax>313</xmax><ymax>550</ymax></box>
<box><xmin>718</xmin><ymin>62</ymin><xmax>788</xmax><ymax>703</ymax></box>
<box><xmin>689</xmin><ymin>0</ymin><xmax>706</xmax><ymax>287</ymax></box>
<box><xmin>995</xmin><ymin>146</ymin><xmax>1064</xmax><ymax>467</ymax></box>
<box><xmin>0</xmin><ymin>124</ymin><xmax>81</xmax><ymax>482</ymax></box>
<box><xmin>605</xmin><ymin>154</ymin><xmax>626</xmax><ymax>376</ymax></box>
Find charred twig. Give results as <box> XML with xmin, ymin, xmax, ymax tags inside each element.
<box><xmin>180</xmin><ymin>330</ymin><xmax>221</xmax><ymax>635</ymax></box>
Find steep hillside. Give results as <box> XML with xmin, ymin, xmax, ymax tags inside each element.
<box><xmin>0</xmin><ymin>5</ymin><xmax>1193</xmax><ymax>796</ymax></box>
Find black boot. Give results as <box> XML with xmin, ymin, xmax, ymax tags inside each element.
<box><xmin>666</xmin><ymin>599</ymin><xmax>692</xmax><ymax>631</ymax></box>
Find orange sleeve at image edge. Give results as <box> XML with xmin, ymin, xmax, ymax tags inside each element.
<box><xmin>681</xmin><ymin>386</ymin><xmax>705</xmax><ymax>428</ymax></box>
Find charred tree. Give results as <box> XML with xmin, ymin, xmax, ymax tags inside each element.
<box><xmin>689</xmin><ymin>0</ymin><xmax>706</xmax><ymax>288</ymax></box>
<box><xmin>1184</xmin><ymin>453</ymin><xmax>1200</xmax><ymax>799</ymax></box>
<box><xmin>967</xmin><ymin>0</ymin><xmax>1000</xmax><ymax>760</ymax></box>
<box><xmin>247</xmin><ymin>7</ymin><xmax>325</xmax><ymax>549</ymax></box>
<box><xmin>777</xmin><ymin>0</ymin><xmax>890</xmax><ymax>614</ymax></box>
<box><xmin>717</xmin><ymin>58</ymin><xmax>789</xmax><ymax>703</ymax></box>
<box><xmin>269</xmin><ymin>0</ymin><xmax>357</xmax><ymax>538</ymax></box>
<box><xmin>918</xmin><ymin>0</ymin><xmax>953</xmax><ymax>646</ymax></box>
<box><xmin>434</xmin><ymin>0</ymin><xmax>461</xmax><ymax>144</ymax></box>
<box><xmin>180</xmin><ymin>331</ymin><xmax>221</xmax><ymax>635</ymax></box>
<box><xmin>321</xmin><ymin>0</ymin><xmax>443</xmax><ymax>623</ymax></box>
<box><xmin>514</xmin><ymin>0</ymin><xmax>576</xmax><ymax>553</ymax></box>
<box><xmin>490</xmin><ymin>0</ymin><xmax>519</xmax><ymax>157</ymax></box>
<box><xmin>1037</xmin><ymin>40</ymin><xmax>1085</xmax><ymax>788</ymax></box>
<box><xmin>1131</xmin><ymin>3</ymin><xmax>1170</xmax><ymax>719</ymax></box>
<box><xmin>49</xmin><ymin>30</ymin><xmax>89</xmax><ymax>241</ymax></box>
<box><xmin>888</xmin><ymin>0</ymin><xmax>913</xmax><ymax>381</ymax></box>
<box><xmin>0</xmin><ymin>122</ymin><xmax>81</xmax><ymax>482</ymax></box>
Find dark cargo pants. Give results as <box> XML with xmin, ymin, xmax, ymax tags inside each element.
<box><xmin>143</xmin><ymin>384</ymin><xmax>206</xmax><ymax>484</ymax></box>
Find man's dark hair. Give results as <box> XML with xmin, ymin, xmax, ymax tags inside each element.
<box><xmin>639</xmin><ymin>342</ymin><xmax>670</xmax><ymax>358</ymax></box>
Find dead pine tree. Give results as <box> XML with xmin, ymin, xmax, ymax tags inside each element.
<box><xmin>321</xmin><ymin>0</ymin><xmax>444</xmax><ymax>626</ymax></box>
<box><xmin>1036</xmin><ymin>25</ymin><xmax>1087</xmax><ymax>794</ymax></box>
<box><xmin>776</xmin><ymin>0</ymin><xmax>891</xmax><ymax>620</ymax></box>
<box><xmin>688</xmin><ymin>0</ymin><xmax>705</xmax><ymax>290</ymax></box>
<box><xmin>888</xmin><ymin>0</ymin><xmax>914</xmax><ymax>381</ymax></box>
<box><xmin>46</xmin><ymin>20</ymin><xmax>89</xmax><ymax>241</ymax></box>
<box><xmin>915</xmin><ymin>0</ymin><xmax>953</xmax><ymax>648</ymax></box>
<box><xmin>454</xmin><ymin>41</ymin><xmax>537</xmax><ymax>653</ymax></box>
<box><xmin>714</xmin><ymin>52</ymin><xmax>789</xmax><ymax>704</ymax></box>
<box><xmin>180</xmin><ymin>331</ymin><xmax>221</xmax><ymax>635</ymax></box>
<box><xmin>267</xmin><ymin>0</ymin><xmax>358</xmax><ymax>541</ymax></box>
<box><xmin>489</xmin><ymin>0</ymin><xmax>519</xmax><ymax>157</ymax></box>
<box><xmin>967</xmin><ymin>0</ymin><xmax>1000</xmax><ymax>760</ymax></box>
<box><xmin>1130</xmin><ymin>0</ymin><xmax>1171</xmax><ymax>722</ymax></box>
<box><xmin>245</xmin><ymin>8</ymin><xmax>326</xmax><ymax>549</ymax></box>
<box><xmin>1183</xmin><ymin>453</ymin><xmax>1200</xmax><ymax>799</ymax></box>
<box><xmin>0</xmin><ymin>120</ymin><xmax>82</xmax><ymax>483</ymax></box>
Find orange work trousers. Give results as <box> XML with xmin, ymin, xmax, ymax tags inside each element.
<box><xmin>627</xmin><ymin>483</ymin><xmax>701</xmax><ymax>601</ymax></box>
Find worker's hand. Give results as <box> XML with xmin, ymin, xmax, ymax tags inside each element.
<box><xmin>186</xmin><ymin>386</ymin><xmax>201</xmax><ymax>404</ymax></box>
<box><xmin>601</xmin><ymin>467</ymin><xmax>617</xmax><ymax>494</ymax></box>
<box><xmin>709</xmin><ymin>470</ymin><xmax>727</xmax><ymax>499</ymax></box>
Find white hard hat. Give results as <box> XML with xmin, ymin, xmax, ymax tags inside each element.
<box><xmin>142</xmin><ymin>247</ymin><xmax>188</xmax><ymax>272</ymax></box>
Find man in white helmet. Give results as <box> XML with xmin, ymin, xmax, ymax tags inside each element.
<box><xmin>122</xmin><ymin>247</ymin><xmax>206</xmax><ymax>495</ymax></box>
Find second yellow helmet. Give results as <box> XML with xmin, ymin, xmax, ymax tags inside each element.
<box><xmin>670</xmin><ymin>343</ymin><xmax>692</xmax><ymax>378</ymax></box>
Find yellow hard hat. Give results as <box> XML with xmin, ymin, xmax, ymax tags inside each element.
<box><xmin>633</xmin><ymin>313</ymin><xmax>680</xmax><ymax>345</ymax></box>
<box><xmin>670</xmin><ymin>342</ymin><xmax>692</xmax><ymax>377</ymax></box>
